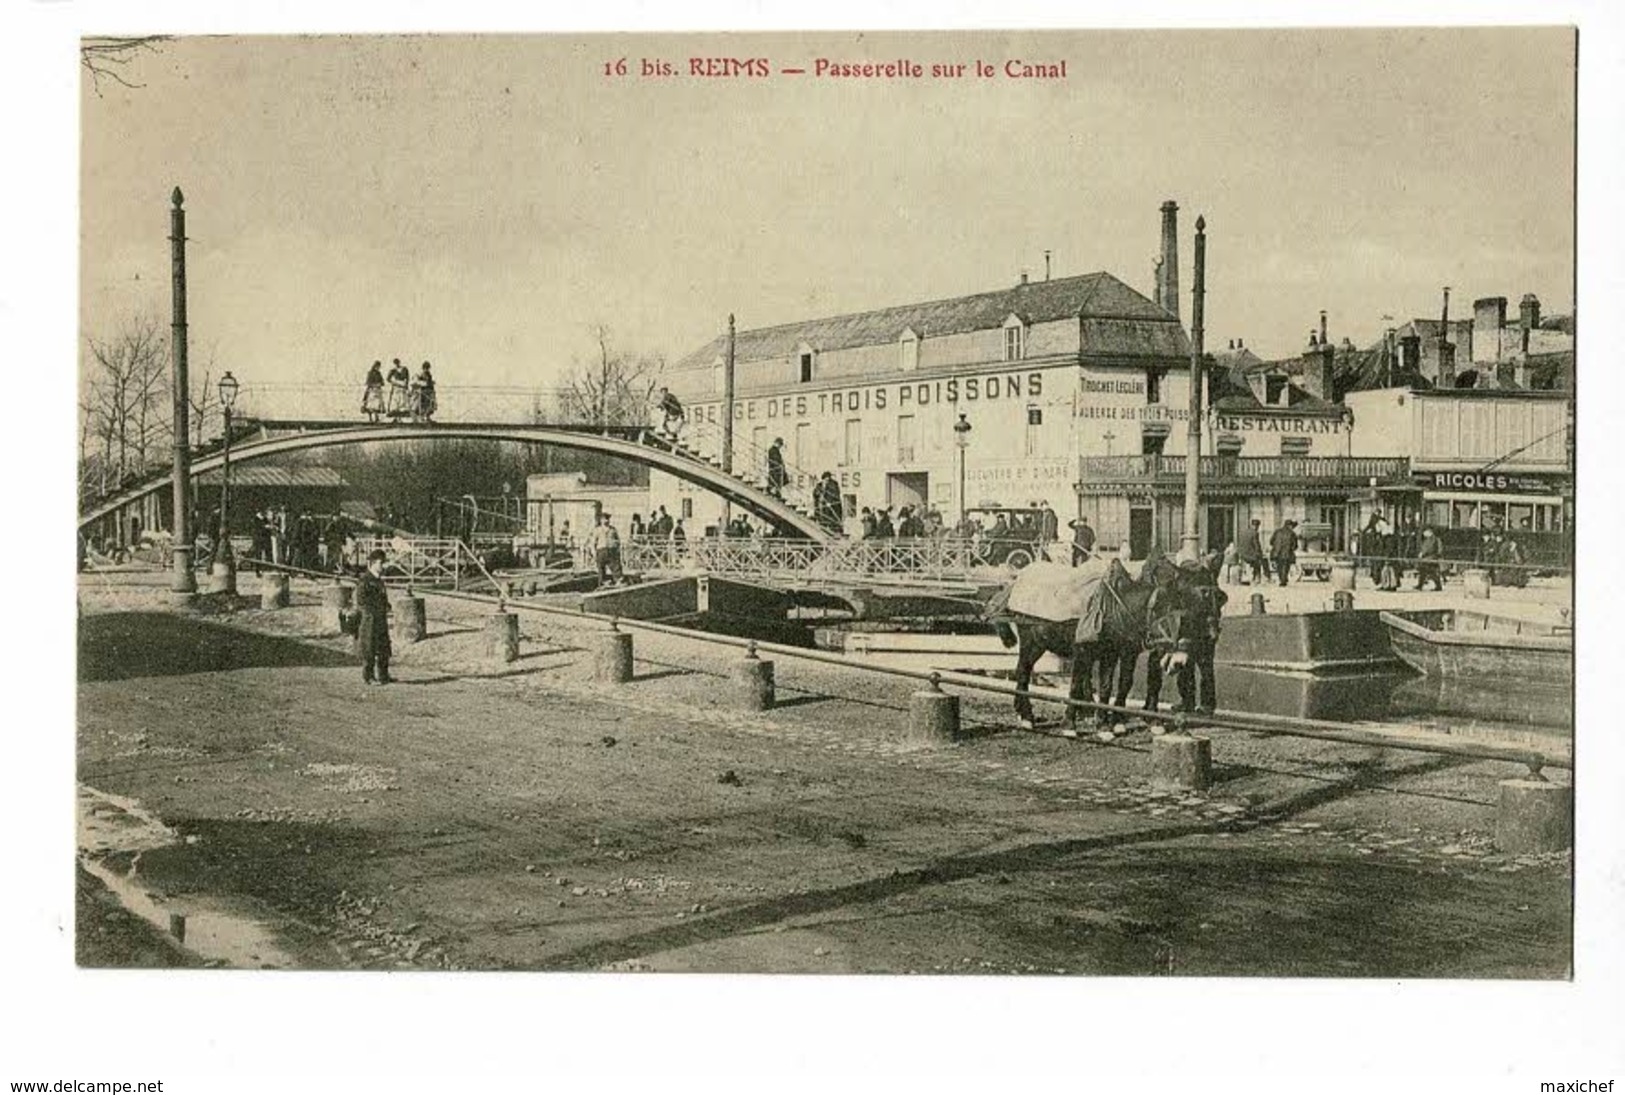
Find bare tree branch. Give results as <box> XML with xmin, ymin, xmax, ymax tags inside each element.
<box><xmin>81</xmin><ymin>36</ymin><xmax>170</xmax><ymax>96</ymax></box>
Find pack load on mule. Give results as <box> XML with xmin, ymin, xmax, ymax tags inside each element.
<box><xmin>986</xmin><ymin>552</ymin><xmax>1227</xmax><ymax>734</ymax></box>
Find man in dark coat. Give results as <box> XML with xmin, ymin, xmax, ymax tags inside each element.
<box><xmin>1039</xmin><ymin>502</ymin><xmax>1059</xmax><ymax>549</ymax></box>
<box><xmin>355</xmin><ymin>549</ymin><xmax>393</xmax><ymax>685</ymax></box>
<box><xmin>1235</xmin><ymin>518</ymin><xmax>1266</xmax><ymax>585</ymax></box>
<box><xmin>1414</xmin><ymin>527</ymin><xmax>1444</xmax><ymax>591</ymax></box>
<box><xmin>1269</xmin><ymin>520</ymin><xmax>1299</xmax><ymax>586</ymax></box>
<box><xmin>1069</xmin><ymin>517</ymin><xmax>1096</xmax><ymax>565</ymax></box>
<box><xmin>814</xmin><ymin>472</ymin><xmax>843</xmax><ymax>534</ymax></box>
<box><xmin>766</xmin><ymin>438</ymin><xmax>790</xmax><ymax>499</ymax></box>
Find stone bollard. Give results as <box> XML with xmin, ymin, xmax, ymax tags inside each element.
<box><xmin>1330</xmin><ymin>559</ymin><xmax>1357</xmax><ymax>592</ymax></box>
<box><xmin>168</xmin><ymin>912</ymin><xmax>187</xmax><ymax>943</ymax></box>
<box><xmin>729</xmin><ymin>653</ymin><xmax>775</xmax><ymax>711</ymax></box>
<box><xmin>1151</xmin><ymin>733</ymin><xmax>1212</xmax><ymax>790</ymax></box>
<box><xmin>259</xmin><ymin>572</ymin><xmax>290</xmax><ymax>609</ymax></box>
<box><xmin>1332</xmin><ymin>590</ymin><xmax>1355</xmax><ymax>612</ymax></box>
<box><xmin>1462</xmin><ymin>567</ymin><xmax>1492</xmax><ymax>600</ymax></box>
<box><xmin>1249</xmin><ymin>592</ymin><xmax>1267</xmax><ymax>615</ymax></box>
<box><xmin>594</xmin><ymin>628</ymin><xmax>634</xmax><ymax>684</ymax></box>
<box><xmin>323</xmin><ymin>583</ymin><xmax>353</xmax><ymax>615</ymax></box>
<box><xmin>1494</xmin><ymin>778</ymin><xmax>1572</xmax><ymax>854</ymax></box>
<box><xmin>206</xmin><ymin>558</ymin><xmax>237</xmax><ymax>596</ymax></box>
<box><xmin>484</xmin><ymin>611</ymin><xmax>520</xmax><ymax>663</ymax></box>
<box><xmin>907</xmin><ymin>688</ymin><xmax>961</xmax><ymax>744</ymax></box>
<box><xmin>392</xmin><ymin>592</ymin><xmax>427</xmax><ymax>643</ymax></box>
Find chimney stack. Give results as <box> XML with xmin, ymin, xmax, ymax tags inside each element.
<box><xmin>1437</xmin><ymin>287</ymin><xmax>1456</xmax><ymax>387</ymax></box>
<box><xmin>1302</xmin><ymin>328</ymin><xmax>1337</xmax><ymax>402</ymax></box>
<box><xmin>1474</xmin><ymin>296</ymin><xmax>1507</xmax><ymax>364</ymax></box>
<box><xmin>1520</xmin><ymin>293</ymin><xmax>1541</xmax><ymax>331</ymax></box>
<box><xmin>1319</xmin><ymin>309</ymin><xmax>1328</xmax><ymax>347</ymax></box>
<box><xmin>1044</xmin><ymin>250</ymin><xmax>1052</xmax><ymax>282</ymax></box>
<box><xmin>1158</xmin><ymin>200</ymin><xmax>1180</xmax><ymax>321</ymax></box>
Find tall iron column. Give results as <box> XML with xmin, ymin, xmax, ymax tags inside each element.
<box><xmin>1180</xmin><ymin>215</ymin><xmax>1207</xmax><ymax>562</ymax></box>
<box><xmin>168</xmin><ymin>187</ymin><xmax>197</xmax><ymax>596</ymax></box>
<box><xmin>720</xmin><ymin>313</ymin><xmax>736</xmax><ymax>528</ymax></box>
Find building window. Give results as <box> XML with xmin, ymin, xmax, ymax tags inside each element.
<box><xmin>799</xmin><ymin>352</ymin><xmax>814</xmax><ymax>384</ymax></box>
<box><xmin>681</xmin><ymin>497</ymin><xmax>694</xmax><ymax>520</ymax></box>
<box><xmin>1265</xmin><ymin>376</ymin><xmax>1288</xmax><ymax>405</ymax></box>
<box><xmin>1146</xmin><ymin>370</ymin><xmax>1162</xmax><ymax>404</ymax></box>
<box><xmin>899</xmin><ymin>330</ymin><xmax>919</xmax><ymax>372</ymax></box>
<box><xmin>1280</xmin><ymin>436</ymin><xmax>1311</xmax><ymax>456</ymax></box>
<box><xmin>843</xmin><ymin>418</ymin><xmax>862</xmax><ymax>466</ymax></box>
<box><xmin>896</xmin><ymin>414</ymin><xmax>916</xmax><ymax>463</ymax></box>
<box><xmin>1216</xmin><ymin>434</ymin><xmax>1244</xmax><ymax>456</ymax></box>
<box><xmin>1025</xmin><ymin>406</ymin><xmax>1042</xmax><ymax>457</ymax></box>
<box><xmin>1142</xmin><ymin>432</ymin><xmax>1167</xmax><ymax>456</ymax></box>
<box><xmin>1004</xmin><ymin>322</ymin><xmax>1025</xmax><ymax>362</ymax></box>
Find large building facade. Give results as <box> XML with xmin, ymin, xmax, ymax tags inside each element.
<box><xmin>652</xmin><ymin>265</ymin><xmax>1196</xmax><ymax>537</ymax></box>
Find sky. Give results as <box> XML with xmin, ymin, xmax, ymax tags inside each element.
<box><xmin>80</xmin><ymin>29</ymin><xmax>1576</xmax><ymax>396</ymax></box>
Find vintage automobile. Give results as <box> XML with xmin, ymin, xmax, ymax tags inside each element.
<box><xmin>962</xmin><ymin>506</ymin><xmax>1052</xmax><ymax>570</ymax></box>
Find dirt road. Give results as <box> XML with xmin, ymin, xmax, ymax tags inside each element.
<box><xmin>75</xmin><ymin>572</ymin><xmax>1570</xmax><ymax>976</ymax></box>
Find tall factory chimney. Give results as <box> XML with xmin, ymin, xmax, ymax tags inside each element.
<box><xmin>1159</xmin><ymin>200</ymin><xmax>1180</xmax><ymax>322</ymax></box>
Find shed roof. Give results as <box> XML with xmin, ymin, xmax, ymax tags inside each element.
<box><xmin>196</xmin><ymin>465</ymin><xmax>347</xmax><ymax>489</ymax></box>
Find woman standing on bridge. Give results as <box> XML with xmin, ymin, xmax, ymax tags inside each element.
<box><xmin>385</xmin><ymin>359</ymin><xmax>411</xmax><ymax>419</ymax></box>
<box><xmin>362</xmin><ymin>361</ymin><xmax>386</xmax><ymax>422</ymax></box>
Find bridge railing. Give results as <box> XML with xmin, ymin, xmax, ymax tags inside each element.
<box><xmin>352</xmin><ymin>536</ymin><xmax>500</xmax><ymax>593</ymax></box>
<box><xmin>621</xmin><ymin>533</ymin><xmax>1010</xmax><ymax>585</ymax></box>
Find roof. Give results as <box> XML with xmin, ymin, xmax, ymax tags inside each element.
<box><xmin>196</xmin><ymin>465</ymin><xmax>347</xmax><ymax>489</ymax></box>
<box><xmin>676</xmin><ymin>271</ymin><xmax>1189</xmax><ymax>368</ymax></box>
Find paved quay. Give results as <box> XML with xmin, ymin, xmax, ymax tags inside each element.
<box><xmin>76</xmin><ymin>569</ymin><xmax>1571</xmax><ymax>975</ymax></box>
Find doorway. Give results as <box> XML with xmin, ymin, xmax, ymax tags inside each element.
<box><xmin>1129</xmin><ymin>507</ymin><xmax>1154</xmax><ymax>560</ymax></box>
<box><xmin>887</xmin><ymin>472</ymin><xmax>929</xmax><ymax>512</ymax></box>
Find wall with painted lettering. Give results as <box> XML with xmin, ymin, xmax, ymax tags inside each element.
<box><xmin>1073</xmin><ymin>366</ymin><xmax>1195</xmax><ymax>457</ymax></box>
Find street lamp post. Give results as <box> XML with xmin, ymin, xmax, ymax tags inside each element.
<box><xmin>209</xmin><ymin>371</ymin><xmax>239</xmax><ymax>594</ymax></box>
<box><xmin>953</xmin><ymin>413</ymin><xmax>973</xmax><ymax>529</ymax></box>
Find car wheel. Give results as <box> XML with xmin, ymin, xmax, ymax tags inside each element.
<box><xmin>1005</xmin><ymin>549</ymin><xmax>1033</xmax><ymax>570</ymax></box>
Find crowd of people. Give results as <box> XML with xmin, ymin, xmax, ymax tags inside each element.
<box><xmin>1222</xmin><ymin>511</ymin><xmax>1534</xmax><ymax>590</ymax></box>
<box><xmin>242</xmin><ymin>505</ymin><xmax>364</xmax><ymax>575</ymax></box>
<box><xmin>362</xmin><ymin>359</ymin><xmax>436</xmax><ymax>422</ymax></box>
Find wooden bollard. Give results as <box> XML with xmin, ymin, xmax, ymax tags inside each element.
<box><xmin>259</xmin><ymin>572</ymin><xmax>290</xmax><ymax>609</ymax></box>
<box><xmin>392</xmin><ymin>592</ymin><xmax>427</xmax><ymax>643</ymax></box>
<box><xmin>1151</xmin><ymin>733</ymin><xmax>1212</xmax><ymax>790</ymax></box>
<box><xmin>594</xmin><ymin>629</ymin><xmax>634</xmax><ymax>683</ymax></box>
<box><xmin>730</xmin><ymin>654</ymin><xmax>775</xmax><ymax>711</ymax></box>
<box><xmin>1494</xmin><ymin>778</ymin><xmax>1572</xmax><ymax>854</ymax></box>
<box><xmin>907</xmin><ymin>689</ymin><xmax>960</xmax><ymax>744</ymax></box>
<box><xmin>485</xmin><ymin>611</ymin><xmax>520</xmax><ymax>663</ymax></box>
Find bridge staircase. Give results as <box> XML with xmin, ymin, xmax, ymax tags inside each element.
<box><xmin>660</xmin><ymin>418</ymin><xmax>828</xmax><ymax>531</ymax></box>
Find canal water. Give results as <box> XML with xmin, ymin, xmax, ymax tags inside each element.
<box><xmin>840</xmin><ymin>648</ymin><xmax>1572</xmax><ymax>754</ymax></box>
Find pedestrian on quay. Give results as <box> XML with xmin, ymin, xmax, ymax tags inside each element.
<box><xmin>630</xmin><ymin>513</ymin><xmax>645</xmax><ymax>541</ymax></box>
<box><xmin>588</xmin><ymin>512</ymin><xmax>622</xmax><ymax>587</ymax></box>
<box><xmin>1235</xmin><ymin>517</ymin><xmax>1266</xmax><ymax>585</ymax></box>
<box><xmin>251</xmin><ymin>510</ymin><xmax>273</xmax><ymax>575</ymax></box>
<box><xmin>860</xmin><ymin>507</ymin><xmax>877</xmax><ymax>539</ymax></box>
<box><xmin>362</xmin><ymin>361</ymin><xmax>386</xmax><ymax>422</ymax></box>
<box><xmin>356</xmin><ymin>549</ymin><xmax>394</xmax><ymax>686</ymax></box>
<box><xmin>1039</xmin><ymin>501</ymin><xmax>1059</xmax><ymax>550</ymax></box>
<box><xmin>1414</xmin><ymin>527</ymin><xmax>1444</xmax><ymax>591</ymax></box>
<box><xmin>1068</xmin><ymin>516</ymin><xmax>1096</xmax><ymax>566</ymax></box>
<box><xmin>766</xmin><ymin>437</ymin><xmax>789</xmax><ymax>499</ymax></box>
<box><xmin>1270</xmin><ymin>519</ymin><xmax>1299</xmax><ymax>587</ymax></box>
<box><xmin>814</xmin><ymin>471</ymin><xmax>843</xmax><ymax>535</ymax></box>
<box><xmin>385</xmin><ymin>359</ymin><xmax>411</xmax><ymax>419</ymax></box>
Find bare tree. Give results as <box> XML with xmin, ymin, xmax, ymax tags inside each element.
<box><xmin>81</xmin><ymin>36</ymin><xmax>170</xmax><ymax>95</ymax></box>
<box><xmin>81</xmin><ymin>316</ymin><xmax>172</xmax><ymax>493</ymax></box>
<box><xmin>558</xmin><ymin>324</ymin><xmax>665</xmax><ymax>427</ymax></box>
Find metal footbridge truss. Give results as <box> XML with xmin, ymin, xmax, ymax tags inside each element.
<box><xmin>77</xmin><ymin>418</ymin><xmax>833</xmax><ymax>542</ymax></box>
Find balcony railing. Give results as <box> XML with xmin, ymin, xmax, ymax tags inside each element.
<box><xmin>1078</xmin><ymin>455</ymin><xmax>1410</xmax><ymax>483</ymax></box>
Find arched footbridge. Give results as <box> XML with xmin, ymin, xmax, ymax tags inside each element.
<box><xmin>77</xmin><ymin>420</ymin><xmax>833</xmax><ymax>542</ymax></box>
